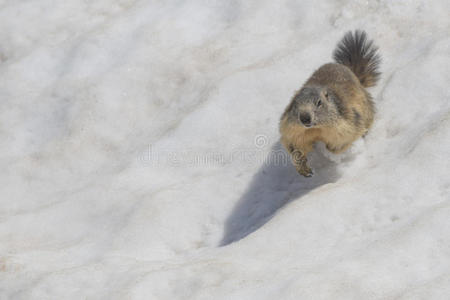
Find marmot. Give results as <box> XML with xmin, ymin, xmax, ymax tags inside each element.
<box><xmin>280</xmin><ymin>30</ymin><xmax>381</xmax><ymax>177</ymax></box>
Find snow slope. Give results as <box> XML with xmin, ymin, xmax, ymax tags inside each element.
<box><xmin>1</xmin><ymin>0</ymin><xmax>449</xmax><ymax>299</ymax></box>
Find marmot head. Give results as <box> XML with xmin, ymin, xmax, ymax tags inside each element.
<box><xmin>286</xmin><ymin>86</ymin><xmax>341</xmax><ymax>128</ymax></box>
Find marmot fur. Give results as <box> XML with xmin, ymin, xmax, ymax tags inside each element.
<box><xmin>280</xmin><ymin>30</ymin><xmax>381</xmax><ymax>177</ymax></box>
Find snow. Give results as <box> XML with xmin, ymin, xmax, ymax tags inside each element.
<box><xmin>1</xmin><ymin>0</ymin><xmax>449</xmax><ymax>299</ymax></box>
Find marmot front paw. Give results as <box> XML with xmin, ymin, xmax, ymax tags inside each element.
<box><xmin>296</xmin><ymin>165</ymin><xmax>314</xmax><ymax>177</ymax></box>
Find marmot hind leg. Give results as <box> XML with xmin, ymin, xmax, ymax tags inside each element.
<box><xmin>326</xmin><ymin>142</ymin><xmax>352</xmax><ymax>154</ymax></box>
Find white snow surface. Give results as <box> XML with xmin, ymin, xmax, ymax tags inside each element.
<box><xmin>1</xmin><ymin>0</ymin><xmax>450</xmax><ymax>299</ymax></box>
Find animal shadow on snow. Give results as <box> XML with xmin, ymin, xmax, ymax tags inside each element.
<box><xmin>220</xmin><ymin>141</ymin><xmax>341</xmax><ymax>246</ymax></box>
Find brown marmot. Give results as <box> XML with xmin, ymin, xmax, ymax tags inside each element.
<box><xmin>280</xmin><ymin>30</ymin><xmax>381</xmax><ymax>177</ymax></box>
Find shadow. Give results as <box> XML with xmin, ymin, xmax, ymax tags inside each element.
<box><xmin>220</xmin><ymin>141</ymin><xmax>341</xmax><ymax>246</ymax></box>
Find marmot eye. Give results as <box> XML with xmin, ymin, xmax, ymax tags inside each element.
<box><xmin>317</xmin><ymin>100</ymin><xmax>322</xmax><ymax>107</ymax></box>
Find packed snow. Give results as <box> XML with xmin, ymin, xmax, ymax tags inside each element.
<box><xmin>1</xmin><ymin>0</ymin><xmax>449</xmax><ymax>299</ymax></box>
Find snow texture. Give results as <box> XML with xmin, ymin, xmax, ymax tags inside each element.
<box><xmin>1</xmin><ymin>0</ymin><xmax>450</xmax><ymax>299</ymax></box>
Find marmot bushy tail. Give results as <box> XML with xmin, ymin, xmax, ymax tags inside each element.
<box><xmin>279</xmin><ymin>30</ymin><xmax>381</xmax><ymax>177</ymax></box>
<box><xmin>333</xmin><ymin>30</ymin><xmax>381</xmax><ymax>88</ymax></box>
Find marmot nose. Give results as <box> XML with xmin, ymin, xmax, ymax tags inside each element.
<box><xmin>300</xmin><ymin>113</ymin><xmax>312</xmax><ymax>127</ymax></box>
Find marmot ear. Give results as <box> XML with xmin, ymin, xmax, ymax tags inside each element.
<box><xmin>321</xmin><ymin>89</ymin><xmax>329</xmax><ymax>100</ymax></box>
